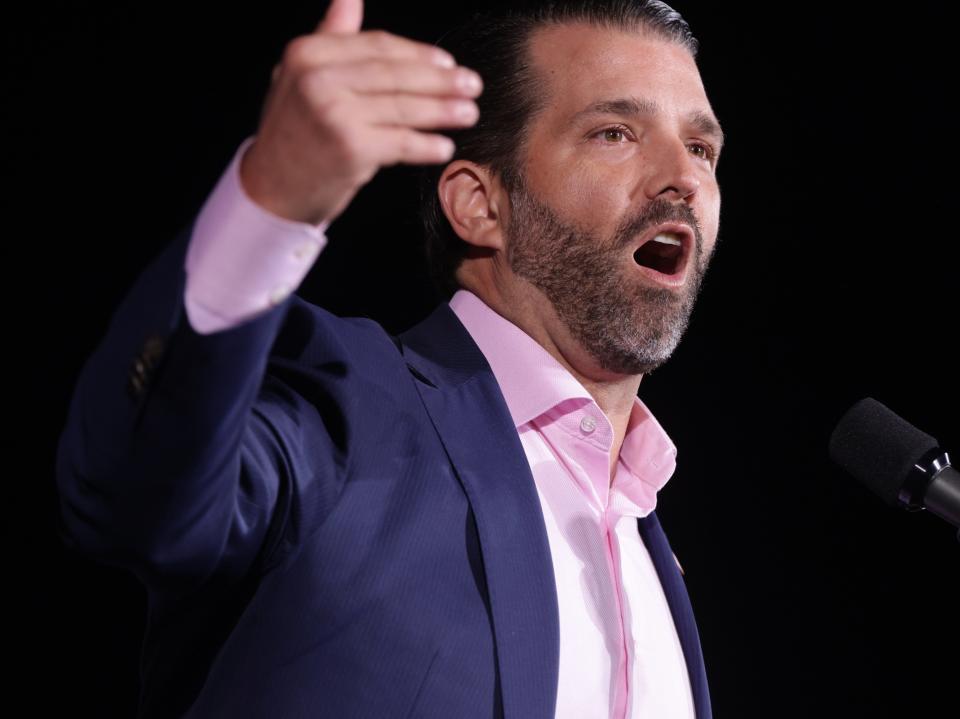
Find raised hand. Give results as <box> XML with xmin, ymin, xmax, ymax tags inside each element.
<box><xmin>240</xmin><ymin>0</ymin><xmax>483</xmax><ymax>225</ymax></box>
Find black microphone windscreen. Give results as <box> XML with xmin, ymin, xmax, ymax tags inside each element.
<box><xmin>828</xmin><ymin>398</ymin><xmax>939</xmax><ymax>506</ymax></box>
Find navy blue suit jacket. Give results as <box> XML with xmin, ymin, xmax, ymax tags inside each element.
<box><xmin>57</xmin><ymin>226</ymin><xmax>711</xmax><ymax>718</ymax></box>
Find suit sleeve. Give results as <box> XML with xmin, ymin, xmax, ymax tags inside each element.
<box><xmin>55</xmin><ymin>176</ymin><xmax>344</xmax><ymax>599</ymax></box>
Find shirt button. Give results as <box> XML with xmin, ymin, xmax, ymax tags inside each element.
<box><xmin>268</xmin><ymin>284</ymin><xmax>292</xmax><ymax>307</ymax></box>
<box><xmin>293</xmin><ymin>242</ymin><xmax>318</xmax><ymax>261</ymax></box>
<box><xmin>579</xmin><ymin>415</ymin><xmax>597</xmax><ymax>434</ymax></box>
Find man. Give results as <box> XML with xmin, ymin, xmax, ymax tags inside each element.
<box><xmin>56</xmin><ymin>0</ymin><xmax>724</xmax><ymax>716</ymax></box>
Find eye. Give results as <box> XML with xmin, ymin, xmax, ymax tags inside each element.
<box><xmin>593</xmin><ymin>125</ymin><xmax>632</xmax><ymax>144</ymax></box>
<box><xmin>689</xmin><ymin>141</ymin><xmax>717</xmax><ymax>162</ymax></box>
<box><xmin>602</xmin><ymin>128</ymin><xmax>627</xmax><ymax>143</ymax></box>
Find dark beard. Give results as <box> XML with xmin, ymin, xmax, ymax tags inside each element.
<box><xmin>505</xmin><ymin>178</ymin><xmax>712</xmax><ymax>376</ymax></box>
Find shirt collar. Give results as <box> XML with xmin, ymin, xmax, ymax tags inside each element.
<box><xmin>449</xmin><ymin>289</ymin><xmax>591</xmax><ymax>427</ymax></box>
<box><xmin>449</xmin><ymin>289</ymin><xmax>677</xmax><ymax>491</ymax></box>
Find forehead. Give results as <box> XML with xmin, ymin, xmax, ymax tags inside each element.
<box><xmin>526</xmin><ymin>22</ymin><xmax>711</xmax><ymax>122</ymax></box>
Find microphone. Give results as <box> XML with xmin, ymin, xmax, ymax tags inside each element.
<box><xmin>828</xmin><ymin>397</ymin><xmax>960</xmax><ymax>532</ymax></box>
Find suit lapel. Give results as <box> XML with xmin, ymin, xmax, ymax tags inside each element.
<box><xmin>400</xmin><ymin>305</ymin><xmax>560</xmax><ymax>719</ymax></box>
<box><xmin>637</xmin><ymin>512</ymin><xmax>712</xmax><ymax>719</ymax></box>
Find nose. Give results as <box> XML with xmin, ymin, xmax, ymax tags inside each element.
<box><xmin>643</xmin><ymin>135</ymin><xmax>701</xmax><ymax>203</ymax></box>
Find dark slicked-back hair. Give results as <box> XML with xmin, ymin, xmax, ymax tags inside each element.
<box><xmin>419</xmin><ymin>0</ymin><xmax>699</xmax><ymax>297</ymax></box>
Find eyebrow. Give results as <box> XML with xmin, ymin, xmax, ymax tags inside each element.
<box><xmin>568</xmin><ymin>96</ymin><xmax>725</xmax><ymax>153</ymax></box>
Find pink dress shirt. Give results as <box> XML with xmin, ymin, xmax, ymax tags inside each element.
<box><xmin>184</xmin><ymin>140</ymin><xmax>696</xmax><ymax>718</ymax></box>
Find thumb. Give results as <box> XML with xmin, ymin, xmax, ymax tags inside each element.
<box><xmin>317</xmin><ymin>0</ymin><xmax>363</xmax><ymax>35</ymax></box>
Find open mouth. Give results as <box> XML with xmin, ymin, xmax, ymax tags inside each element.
<box><xmin>631</xmin><ymin>224</ymin><xmax>693</xmax><ymax>286</ymax></box>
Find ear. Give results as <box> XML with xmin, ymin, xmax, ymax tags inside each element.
<box><xmin>437</xmin><ymin>160</ymin><xmax>506</xmax><ymax>251</ymax></box>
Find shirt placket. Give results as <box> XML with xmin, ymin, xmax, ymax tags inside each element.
<box><xmin>576</xmin><ymin>408</ymin><xmax>632</xmax><ymax>719</ymax></box>
<box><xmin>603</xmin><ymin>504</ymin><xmax>630</xmax><ymax>719</ymax></box>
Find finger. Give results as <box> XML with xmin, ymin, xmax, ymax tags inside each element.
<box><xmin>359</xmin><ymin>95</ymin><xmax>479</xmax><ymax>130</ymax></box>
<box><xmin>368</xmin><ymin>128</ymin><xmax>456</xmax><ymax>166</ymax></box>
<box><xmin>318</xmin><ymin>0</ymin><xmax>363</xmax><ymax>35</ymax></box>
<box><xmin>285</xmin><ymin>30</ymin><xmax>455</xmax><ymax>71</ymax></box>
<box><xmin>321</xmin><ymin>60</ymin><xmax>483</xmax><ymax>98</ymax></box>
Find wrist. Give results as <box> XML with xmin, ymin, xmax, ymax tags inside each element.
<box><xmin>238</xmin><ymin>141</ymin><xmax>331</xmax><ymax>226</ymax></box>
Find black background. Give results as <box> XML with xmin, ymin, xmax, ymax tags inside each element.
<box><xmin>6</xmin><ymin>1</ymin><xmax>958</xmax><ymax>716</ymax></box>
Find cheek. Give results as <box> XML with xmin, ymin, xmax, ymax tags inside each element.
<box><xmin>545</xmin><ymin>163</ymin><xmax>633</xmax><ymax>229</ymax></box>
<box><xmin>692</xmin><ymin>181</ymin><xmax>720</xmax><ymax>248</ymax></box>
<box><xmin>704</xmin><ymin>194</ymin><xmax>721</xmax><ymax>247</ymax></box>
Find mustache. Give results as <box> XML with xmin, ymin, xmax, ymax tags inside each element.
<box><xmin>613</xmin><ymin>198</ymin><xmax>704</xmax><ymax>254</ymax></box>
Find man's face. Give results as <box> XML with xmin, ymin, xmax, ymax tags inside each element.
<box><xmin>502</xmin><ymin>23</ymin><xmax>723</xmax><ymax>376</ymax></box>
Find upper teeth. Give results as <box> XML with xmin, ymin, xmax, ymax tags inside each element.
<box><xmin>651</xmin><ymin>232</ymin><xmax>682</xmax><ymax>246</ymax></box>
